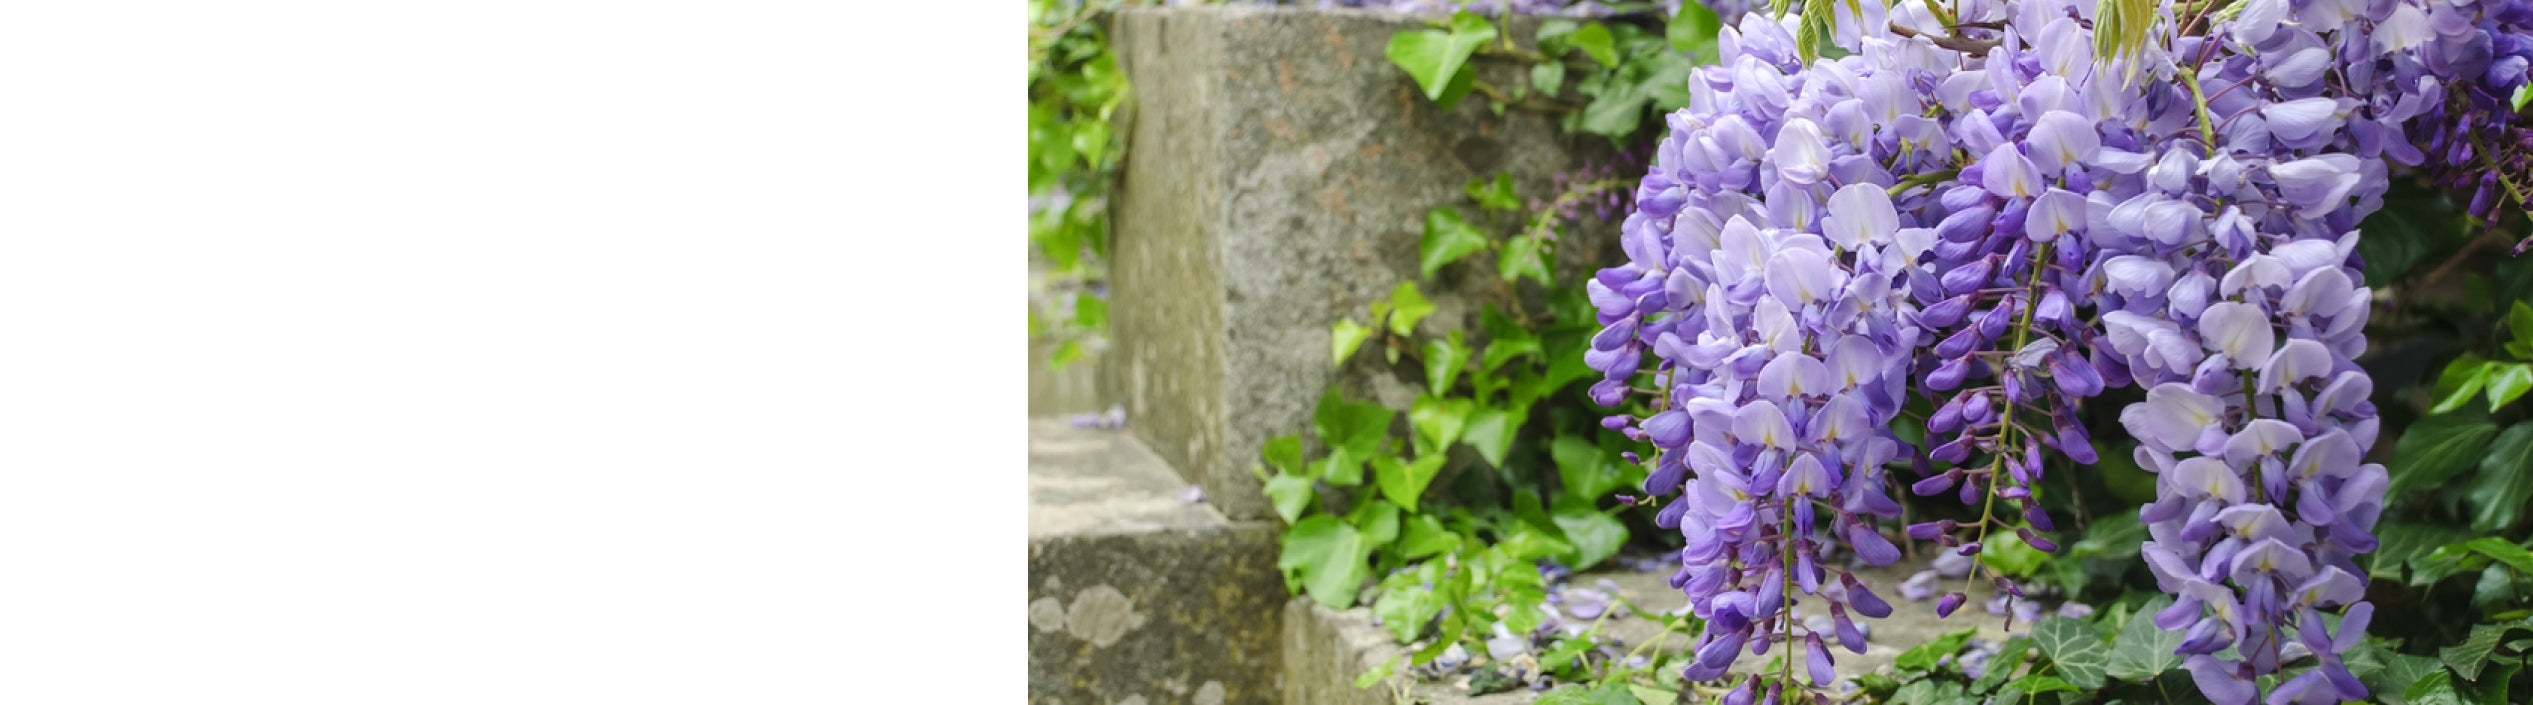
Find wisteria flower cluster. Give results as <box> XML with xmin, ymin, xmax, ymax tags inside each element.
<box><xmin>1585</xmin><ymin>0</ymin><xmax>2533</xmax><ymax>700</ymax></box>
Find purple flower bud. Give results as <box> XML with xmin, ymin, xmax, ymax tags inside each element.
<box><xmin>1936</xmin><ymin>592</ymin><xmax>1968</xmax><ymax>617</ymax></box>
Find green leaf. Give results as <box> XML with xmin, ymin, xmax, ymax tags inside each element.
<box><xmin>1374</xmin><ymin>453</ymin><xmax>1447</xmax><ymax>513</ymax></box>
<box><xmin>1408</xmin><ymin>395</ymin><xmax>1472</xmax><ymax>456</ymax></box>
<box><xmin>1551</xmin><ymin>435</ymin><xmax>1623</xmax><ymax>501</ymax></box>
<box><xmin>2437</xmin><ymin>355</ymin><xmax>2498</xmax><ymax>414</ymax></box>
<box><xmin>1280</xmin><ymin>515</ymin><xmax>1368</xmax><ymax>607</ymax></box>
<box><xmin>1314</xmin><ymin>387</ymin><xmax>1394</xmax><ymax>459</ymax></box>
<box><xmin>1498</xmin><ymin>233</ymin><xmax>1552</xmax><ymax>286</ymax></box>
<box><xmin>1551</xmin><ymin>497</ymin><xmax>1626</xmax><ymax>569</ymax></box>
<box><xmin>1317</xmin><ymin>447</ymin><xmax>1363</xmax><ymax>487</ymax></box>
<box><xmin>1667</xmin><ymin>0</ymin><xmax>1724</xmax><ymax>64</ymax></box>
<box><xmin>2374</xmin><ymin>653</ymin><xmax>2449</xmax><ymax>705</ymax></box>
<box><xmin>2378</xmin><ymin>523</ymin><xmax>2473</xmax><ymax>582</ymax></box>
<box><xmin>2512</xmin><ymin>301</ymin><xmax>2533</xmax><ymax>354</ymax></box>
<box><xmin>1418</xmin><ymin>207</ymin><xmax>1490</xmax><ymax>280</ymax></box>
<box><xmin>1398</xmin><ymin>513</ymin><xmax>1460</xmax><ymax>558</ymax></box>
<box><xmin>1265</xmin><ymin>472</ymin><xmax>1315</xmax><ymax>523</ymax></box>
<box><xmin>2468</xmin><ymin>423</ymin><xmax>2533</xmax><ymax>531</ymax></box>
<box><xmin>2408</xmin><ymin>668</ymin><xmax>2467</xmax><ymax>705</ymax></box>
<box><xmin>2032</xmin><ymin>616</ymin><xmax>2112</xmax><ymax>689</ymax></box>
<box><xmin>1981</xmin><ymin>531</ymin><xmax>2049</xmax><ymax>577</ymax></box>
<box><xmin>2002</xmin><ymin>675</ymin><xmax>2078</xmax><ymax>695</ymax></box>
<box><xmin>2516</xmin><ymin>82</ymin><xmax>2533</xmax><ymax>112</ymax></box>
<box><xmin>1577</xmin><ymin>80</ymin><xmax>1648</xmax><ymax>138</ymax></box>
<box><xmin>1332</xmin><ymin>318</ymin><xmax>1372</xmax><ymax>366</ymax></box>
<box><xmin>1461</xmin><ymin>407</ymin><xmax>1521</xmax><ymax>467</ymax></box>
<box><xmin>2106</xmin><ymin>596</ymin><xmax>2184</xmax><ymax>681</ymax></box>
<box><xmin>1383</xmin><ymin>11</ymin><xmax>1497</xmax><ymax>104</ymax></box>
<box><xmin>1972</xmin><ymin>637</ymin><xmax>2034</xmax><ymax>692</ymax></box>
<box><xmin>2354</xmin><ymin>180</ymin><xmax>2469</xmax><ymax>288</ymax></box>
<box><xmin>1466</xmin><ymin>172</ymin><xmax>1520</xmax><ymax>212</ymax></box>
<box><xmin>1354</xmin><ymin>499</ymin><xmax>1400</xmax><ymax>548</ymax></box>
<box><xmin>2462</xmin><ymin>537</ymin><xmax>2533</xmax><ymax>577</ymax></box>
<box><xmin>1570</xmin><ymin>22</ymin><xmax>1618</xmax><ymax>67</ymax></box>
<box><xmin>1896</xmin><ymin>629</ymin><xmax>1978</xmax><ymax>672</ymax></box>
<box><xmin>1625</xmin><ymin>685</ymin><xmax>1677</xmax><ymax>705</ymax></box>
<box><xmin>2444</xmin><ymin>623</ymin><xmax>2530</xmax><ymax>681</ymax></box>
<box><xmin>1262</xmin><ymin>435</ymin><xmax>1305</xmax><ymax>475</ymax></box>
<box><xmin>1425</xmin><ymin>334</ymin><xmax>1471</xmax><ymax>393</ymax></box>
<box><xmin>1387</xmin><ymin>280</ymin><xmax>1437</xmax><ymax>337</ymax></box>
<box><xmin>1534</xmin><ymin>681</ymin><xmax>1642</xmax><ymax>705</ymax></box>
<box><xmin>2490</xmin><ymin>363</ymin><xmax>2533</xmax><ymax>410</ymax></box>
<box><xmin>2388</xmin><ymin>412</ymin><xmax>2500</xmax><ymax>499</ymax></box>
<box><xmin>1531</xmin><ymin>61</ymin><xmax>1565</xmax><ymax>96</ymax></box>
<box><xmin>1353</xmin><ymin>655</ymin><xmax>1398</xmax><ymax>689</ymax></box>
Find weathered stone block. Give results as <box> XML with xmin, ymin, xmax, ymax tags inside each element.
<box><xmin>1106</xmin><ymin>6</ymin><xmax>1619</xmax><ymax>521</ymax></box>
<box><xmin>1029</xmin><ymin>418</ymin><xmax>1285</xmax><ymax>705</ymax></box>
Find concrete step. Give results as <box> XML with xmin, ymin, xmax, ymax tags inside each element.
<box><xmin>1280</xmin><ymin>563</ymin><xmax>2024</xmax><ymax>704</ymax></box>
<box><xmin>1028</xmin><ymin>418</ymin><xmax>1285</xmax><ymax>705</ymax></box>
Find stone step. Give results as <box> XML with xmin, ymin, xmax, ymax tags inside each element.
<box><xmin>1104</xmin><ymin>5</ymin><xmax>1617</xmax><ymax>522</ymax></box>
<box><xmin>1028</xmin><ymin>418</ymin><xmax>1285</xmax><ymax>705</ymax></box>
<box><xmin>1280</xmin><ymin>563</ymin><xmax>2024</xmax><ymax>704</ymax></box>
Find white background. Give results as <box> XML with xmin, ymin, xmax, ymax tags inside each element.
<box><xmin>0</xmin><ymin>2</ymin><xmax>1005</xmax><ymax>701</ymax></box>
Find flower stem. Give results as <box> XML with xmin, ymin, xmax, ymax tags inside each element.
<box><xmin>2181</xmin><ymin>65</ymin><xmax>2219</xmax><ymax>150</ymax></box>
<box><xmin>1962</xmin><ymin>240</ymin><xmax>2053</xmax><ymax>603</ymax></box>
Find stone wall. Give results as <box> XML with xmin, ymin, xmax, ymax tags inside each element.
<box><xmin>1106</xmin><ymin>6</ymin><xmax>1619</xmax><ymax>521</ymax></box>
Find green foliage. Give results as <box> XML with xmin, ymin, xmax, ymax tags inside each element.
<box><xmin>1028</xmin><ymin>0</ymin><xmax>1131</xmax><ymax>370</ymax></box>
<box><xmin>1420</xmin><ymin>207</ymin><xmax>1491</xmax><ymax>278</ymax></box>
<box><xmin>2467</xmin><ymin>424</ymin><xmax>2533</xmax><ymax>531</ymax></box>
<box><xmin>1384</xmin><ymin>11</ymin><xmax>1495</xmax><ymax>110</ymax></box>
<box><xmin>2032</xmin><ymin>617</ymin><xmax>2112</xmax><ymax>689</ymax></box>
<box><xmin>2105</xmin><ymin>596</ymin><xmax>2184</xmax><ymax>681</ymax></box>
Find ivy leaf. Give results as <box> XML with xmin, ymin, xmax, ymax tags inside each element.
<box><xmin>1499</xmin><ymin>232</ymin><xmax>1553</xmax><ymax>285</ymax></box>
<box><xmin>2377</xmin><ymin>522</ymin><xmax>2472</xmax><ymax>582</ymax></box>
<box><xmin>1534</xmin><ymin>681</ymin><xmax>1642</xmax><ymax>705</ymax></box>
<box><xmin>1387</xmin><ymin>281</ymin><xmax>1437</xmax><ymax>337</ymax></box>
<box><xmin>1279</xmin><ymin>515</ymin><xmax>1368</xmax><ymax>608</ymax></box>
<box><xmin>2491</xmin><ymin>363</ymin><xmax>2533</xmax><ymax>410</ymax></box>
<box><xmin>1374</xmin><ymin>453</ymin><xmax>1448</xmax><ymax>513</ymax></box>
<box><xmin>2512</xmin><ymin>301</ymin><xmax>2533</xmax><ymax>356</ymax></box>
<box><xmin>2106</xmin><ymin>595</ymin><xmax>2185</xmax><ymax>681</ymax></box>
<box><xmin>2032</xmin><ymin>616</ymin><xmax>2112</xmax><ymax>689</ymax></box>
<box><xmin>2388</xmin><ymin>412</ymin><xmax>2500</xmax><ymax>499</ymax></box>
<box><xmin>2444</xmin><ymin>622</ymin><xmax>2530</xmax><ymax>681</ymax></box>
<box><xmin>2461</xmin><ymin>537</ymin><xmax>2533</xmax><ymax>577</ymax></box>
<box><xmin>1398</xmin><ymin>513</ymin><xmax>1460</xmax><ymax>559</ymax></box>
<box><xmin>2374</xmin><ymin>653</ymin><xmax>2449</xmax><ymax>705</ymax></box>
<box><xmin>1383</xmin><ymin>11</ymin><xmax>1497</xmax><ymax>106</ymax></box>
<box><xmin>1408</xmin><ymin>395</ymin><xmax>1472</xmax><ymax>456</ymax></box>
<box><xmin>1466</xmin><ymin>172</ymin><xmax>1520</xmax><ymax>212</ymax></box>
<box><xmin>1981</xmin><ymin>531</ymin><xmax>2049</xmax><ymax>576</ymax></box>
<box><xmin>1262</xmin><ymin>435</ymin><xmax>1305</xmax><ymax>475</ymax></box>
<box><xmin>1550</xmin><ymin>496</ymin><xmax>1626</xmax><ymax>569</ymax></box>
<box><xmin>1570</xmin><ymin>21</ymin><xmax>1618</xmax><ymax>67</ymax></box>
<box><xmin>2468</xmin><ymin>423</ymin><xmax>2533</xmax><ymax>532</ymax></box>
<box><xmin>1331</xmin><ymin>317</ymin><xmax>1372</xmax><ymax>366</ymax></box>
<box><xmin>1425</xmin><ymin>333</ymin><xmax>1472</xmax><ymax>393</ymax></box>
<box><xmin>2436</xmin><ymin>355</ymin><xmax>2497</xmax><ymax>414</ymax></box>
<box><xmin>1265</xmin><ymin>472</ymin><xmax>1315</xmax><ymax>523</ymax></box>
<box><xmin>1353</xmin><ymin>655</ymin><xmax>1400</xmax><ymax>689</ymax></box>
<box><xmin>1531</xmin><ymin>61</ymin><xmax>1565</xmax><ymax>96</ymax></box>
<box><xmin>1577</xmin><ymin>80</ymin><xmax>1648</xmax><ymax>138</ymax></box>
<box><xmin>2000</xmin><ymin>675</ymin><xmax>2078</xmax><ymax>697</ymax></box>
<box><xmin>1418</xmin><ymin>206</ymin><xmax>1487</xmax><ymax>278</ymax></box>
<box><xmin>1896</xmin><ymin>629</ymin><xmax>1977</xmax><ymax>673</ymax></box>
<box><xmin>1317</xmin><ymin>447</ymin><xmax>1363</xmax><ymax>486</ymax></box>
<box><xmin>2407</xmin><ymin>668</ymin><xmax>2466</xmax><ymax>705</ymax></box>
<box><xmin>1667</xmin><ymin>0</ymin><xmax>1724</xmax><ymax>64</ymax></box>
<box><xmin>1972</xmin><ymin>637</ymin><xmax>2034</xmax><ymax>692</ymax></box>
<box><xmin>1552</xmin><ymin>435</ymin><xmax>1623</xmax><ymax>501</ymax></box>
<box><xmin>1461</xmin><ymin>407</ymin><xmax>1521</xmax><ymax>467</ymax></box>
<box><xmin>1314</xmin><ymin>387</ymin><xmax>1393</xmax><ymax>460</ymax></box>
<box><xmin>1353</xmin><ymin>498</ymin><xmax>1400</xmax><ymax>547</ymax></box>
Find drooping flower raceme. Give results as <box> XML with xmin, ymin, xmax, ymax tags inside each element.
<box><xmin>1586</xmin><ymin>12</ymin><xmax>1937</xmax><ymax>696</ymax></box>
<box><xmin>1582</xmin><ymin>0</ymin><xmax>2533</xmax><ymax>696</ymax></box>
